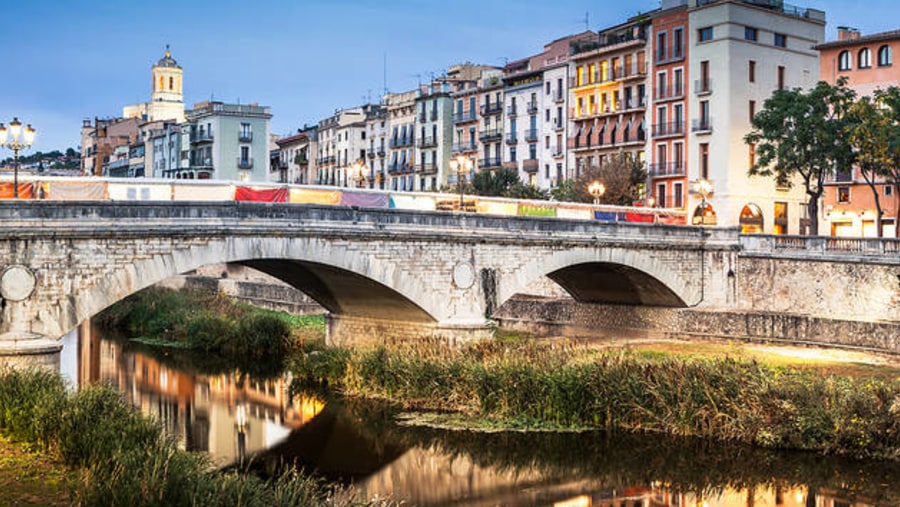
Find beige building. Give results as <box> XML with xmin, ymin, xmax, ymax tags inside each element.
<box><xmin>123</xmin><ymin>46</ymin><xmax>185</xmax><ymax>124</ymax></box>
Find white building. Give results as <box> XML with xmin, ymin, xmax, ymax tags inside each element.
<box><xmin>184</xmin><ymin>101</ymin><xmax>272</xmax><ymax>181</ymax></box>
<box><xmin>123</xmin><ymin>46</ymin><xmax>186</xmax><ymax>124</ymax></box>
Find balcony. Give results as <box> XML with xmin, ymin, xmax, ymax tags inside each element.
<box><xmin>377</xmin><ymin>148</ymin><xmax>386</xmax><ymax>157</ymax></box>
<box><xmin>239</xmin><ymin>132</ymin><xmax>252</xmax><ymax>142</ymax></box>
<box><xmin>481</xmin><ymin>103</ymin><xmax>502</xmax><ymax>116</ymax></box>
<box><xmin>695</xmin><ymin>78</ymin><xmax>713</xmax><ymax>95</ymax></box>
<box><xmin>655</xmin><ymin>49</ymin><xmax>686</xmax><ymax>65</ymax></box>
<box><xmin>507</xmin><ymin>105</ymin><xmax>517</xmax><ymax>117</ymax></box>
<box><xmin>367</xmin><ymin>148</ymin><xmax>376</xmax><ymax>159</ymax></box>
<box><xmin>237</xmin><ymin>157</ymin><xmax>253</xmax><ymax>169</ymax></box>
<box><xmin>553</xmin><ymin>118</ymin><xmax>565</xmax><ymax>131</ymax></box>
<box><xmin>692</xmin><ymin>118</ymin><xmax>713</xmax><ymax>134</ymax></box>
<box><xmin>316</xmin><ymin>155</ymin><xmax>336</xmax><ymax>165</ymax></box>
<box><xmin>551</xmin><ymin>146</ymin><xmax>565</xmax><ymax>158</ymax></box>
<box><xmin>553</xmin><ymin>89</ymin><xmax>565</xmax><ymax>103</ymax></box>
<box><xmin>479</xmin><ymin>128</ymin><xmax>502</xmax><ymax>142</ymax></box>
<box><xmin>526</xmin><ymin>102</ymin><xmax>538</xmax><ymax>114</ymax></box>
<box><xmin>190</xmin><ymin>131</ymin><xmax>214</xmax><ymax>143</ymax></box>
<box><xmin>525</xmin><ymin>129</ymin><xmax>538</xmax><ymax>142</ymax></box>
<box><xmin>523</xmin><ymin>159</ymin><xmax>539</xmax><ymax>173</ymax></box>
<box><xmin>621</xmin><ymin>130</ymin><xmax>647</xmax><ymax>145</ymax></box>
<box><xmin>453</xmin><ymin>111</ymin><xmax>477</xmax><ymax>123</ymax></box>
<box><xmin>418</xmin><ymin>162</ymin><xmax>437</xmax><ymax>174</ymax></box>
<box><xmin>502</xmin><ymin>161</ymin><xmax>518</xmax><ymax>171</ymax></box>
<box><xmin>479</xmin><ymin>157</ymin><xmax>502</xmax><ymax>169</ymax></box>
<box><xmin>622</xmin><ymin>97</ymin><xmax>647</xmax><ymax>110</ymax></box>
<box><xmin>418</xmin><ymin>112</ymin><xmax>426</xmax><ymax>123</ymax></box>
<box><xmin>505</xmin><ymin>133</ymin><xmax>518</xmax><ymax>144</ymax></box>
<box><xmin>651</xmin><ymin>122</ymin><xmax>685</xmax><ymax>138</ymax></box>
<box><xmin>430</xmin><ymin>110</ymin><xmax>438</xmax><ymax>121</ymax></box>
<box><xmin>649</xmin><ymin>162</ymin><xmax>685</xmax><ymax>177</ymax></box>
<box><xmin>388</xmin><ymin>162</ymin><xmax>414</xmax><ymax>174</ymax></box>
<box><xmin>418</xmin><ymin>136</ymin><xmax>438</xmax><ymax>148</ymax></box>
<box><xmin>654</xmin><ymin>84</ymin><xmax>685</xmax><ymax>102</ymax></box>
<box><xmin>390</xmin><ymin>137</ymin><xmax>414</xmax><ymax>148</ymax></box>
<box><xmin>452</xmin><ymin>142</ymin><xmax>478</xmax><ymax>154</ymax></box>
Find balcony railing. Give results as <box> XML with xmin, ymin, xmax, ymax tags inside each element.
<box><xmin>649</xmin><ymin>162</ymin><xmax>685</xmax><ymax>177</ymax></box>
<box><xmin>553</xmin><ymin>118</ymin><xmax>565</xmax><ymax>131</ymax></box>
<box><xmin>553</xmin><ymin>89</ymin><xmax>565</xmax><ymax>102</ymax></box>
<box><xmin>190</xmin><ymin>131</ymin><xmax>213</xmax><ymax>143</ymax></box>
<box><xmin>526</xmin><ymin>102</ymin><xmax>538</xmax><ymax>114</ymax></box>
<box><xmin>452</xmin><ymin>142</ymin><xmax>478</xmax><ymax>154</ymax></box>
<box><xmin>692</xmin><ymin>118</ymin><xmax>713</xmax><ymax>133</ymax></box>
<box><xmin>479</xmin><ymin>128</ymin><xmax>503</xmax><ymax>142</ymax></box>
<box><xmin>621</xmin><ymin>130</ymin><xmax>646</xmax><ymax>144</ymax></box>
<box><xmin>453</xmin><ymin>111</ymin><xmax>477</xmax><ymax>123</ymax></box>
<box><xmin>479</xmin><ymin>157</ymin><xmax>502</xmax><ymax>169</ymax></box>
<box><xmin>525</xmin><ymin>129</ymin><xmax>538</xmax><ymax>142</ymax></box>
<box><xmin>551</xmin><ymin>146</ymin><xmax>564</xmax><ymax>158</ymax></box>
<box><xmin>418</xmin><ymin>136</ymin><xmax>437</xmax><ymax>148</ymax></box>
<box><xmin>654</xmin><ymin>84</ymin><xmax>684</xmax><ymax>101</ymax></box>
<box><xmin>651</xmin><ymin>122</ymin><xmax>685</xmax><ymax>138</ymax></box>
<box><xmin>367</xmin><ymin>148</ymin><xmax>376</xmax><ymax>158</ymax></box>
<box><xmin>481</xmin><ymin>103</ymin><xmax>502</xmax><ymax>115</ymax></box>
<box><xmin>316</xmin><ymin>155</ymin><xmax>336</xmax><ymax>165</ymax></box>
<box><xmin>623</xmin><ymin>97</ymin><xmax>647</xmax><ymax>110</ymax></box>
<box><xmin>388</xmin><ymin>162</ymin><xmax>414</xmax><ymax>174</ymax></box>
<box><xmin>418</xmin><ymin>162</ymin><xmax>437</xmax><ymax>174</ymax></box>
<box><xmin>390</xmin><ymin>137</ymin><xmax>414</xmax><ymax>148</ymax></box>
<box><xmin>505</xmin><ymin>133</ymin><xmax>518</xmax><ymax>144</ymax></box>
<box><xmin>237</xmin><ymin>158</ymin><xmax>253</xmax><ymax>169</ymax></box>
<box><xmin>239</xmin><ymin>132</ymin><xmax>252</xmax><ymax>142</ymax></box>
<box><xmin>507</xmin><ymin>105</ymin><xmax>517</xmax><ymax>117</ymax></box>
<box><xmin>695</xmin><ymin>78</ymin><xmax>713</xmax><ymax>95</ymax></box>
<box><xmin>417</xmin><ymin>112</ymin><xmax>426</xmax><ymax>122</ymax></box>
<box><xmin>523</xmin><ymin>158</ymin><xmax>539</xmax><ymax>172</ymax></box>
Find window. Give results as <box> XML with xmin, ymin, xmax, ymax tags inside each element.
<box><xmin>749</xmin><ymin>60</ymin><xmax>756</xmax><ymax>83</ymax></box>
<box><xmin>838</xmin><ymin>50</ymin><xmax>852</xmax><ymax>71</ymax></box>
<box><xmin>674</xmin><ymin>28</ymin><xmax>684</xmax><ymax>58</ymax></box>
<box><xmin>657</xmin><ymin>31</ymin><xmax>667</xmax><ymax>61</ymax></box>
<box><xmin>657</xmin><ymin>183</ymin><xmax>667</xmax><ymax>208</ymax></box>
<box><xmin>546</xmin><ymin>82</ymin><xmax>551</xmax><ymax>94</ymax></box>
<box><xmin>774</xmin><ymin>202</ymin><xmax>788</xmax><ymax>235</ymax></box>
<box><xmin>698</xmin><ymin>26</ymin><xmax>713</xmax><ymax>42</ymax></box>
<box><xmin>510</xmin><ymin>146</ymin><xmax>517</xmax><ymax>162</ymax></box>
<box><xmin>674</xmin><ymin>182</ymin><xmax>683</xmax><ymax>208</ymax></box>
<box><xmin>749</xmin><ymin>100</ymin><xmax>756</xmax><ymax>122</ymax></box>
<box><xmin>885</xmin><ymin>185</ymin><xmax>893</xmax><ymax>197</ymax></box>
<box><xmin>240</xmin><ymin>146</ymin><xmax>250</xmax><ymax>163</ymax></box>
<box><xmin>859</xmin><ymin>48</ymin><xmax>872</xmax><ymax>69</ymax></box>
<box><xmin>837</xmin><ymin>186</ymin><xmax>850</xmax><ymax>203</ymax></box>
<box><xmin>657</xmin><ymin>71</ymin><xmax>667</xmax><ymax>98</ymax></box>
<box><xmin>168</xmin><ymin>76</ymin><xmax>174</xmax><ymax>90</ymax></box>
<box><xmin>700</xmin><ymin>143</ymin><xmax>709</xmax><ymax>179</ymax></box>
<box><xmin>878</xmin><ymin>45</ymin><xmax>893</xmax><ymax>66</ymax></box>
<box><xmin>674</xmin><ymin>68</ymin><xmax>683</xmax><ymax>95</ymax></box>
<box><xmin>774</xmin><ymin>33</ymin><xmax>787</xmax><ymax>48</ymax></box>
<box><xmin>745</xmin><ymin>26</ymin><xmax>758</xmax><ymax>41</ymax></box>
<box><xmin>240</xmin><ymin>123</ymin><xmax>252</xmax><ymax>141</ymax></box>
<box><xmin>777</xmin><ymin>65</ymin><xmax>785</xmax><ymax>90</ymax></box>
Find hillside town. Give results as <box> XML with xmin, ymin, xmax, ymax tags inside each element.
<box><xmin>47</xmin><ymin>0</ymin><xmax>900</xmax><ymax>237</ymax></box>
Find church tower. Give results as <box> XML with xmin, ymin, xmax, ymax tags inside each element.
<box><xmin>123</xmin><ymin>45</ymin><xmax>185</xmax><ymax>123</ymax></box>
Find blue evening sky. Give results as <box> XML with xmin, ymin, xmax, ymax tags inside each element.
<box><xmin>1</xmin><ymin>0</ymin><xmax>896</xmax><ymax>152</ymax></box>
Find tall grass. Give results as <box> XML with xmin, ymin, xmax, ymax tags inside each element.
<box><xmin>0</xmin><ymin>367</ymin><xmax>395</xmax><ymax>506</ymax></box>
<box><xmin>292</xmin><ymin>340</ymin><xmax>900</xmax><ymax>460</ymax></box>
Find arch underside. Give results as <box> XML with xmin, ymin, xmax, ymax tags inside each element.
<box><xmin>547</xmin><ymin>262</ymin><xmax>686</xmax><ymax>307</ymax></box>
<box><xmin>239</xmin><ymin>259</ymin><xmax>435</xmax><ymax>323</ymax></box>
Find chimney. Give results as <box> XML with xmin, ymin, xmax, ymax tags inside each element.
<box><xmin>837</xmin><ymin>26</ymin><xmax>860</xmax><ymax>41</ymax></box>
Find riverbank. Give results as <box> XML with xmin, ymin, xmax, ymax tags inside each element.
<box><xmin>0</xmin><ymin>435</ymin><xmax>70</xmax><ymax>506</ymax></box>
<box><xmin>291</xmin><ymin>336</ymin><xmax>900</xmax><ymax>461</ymax></box>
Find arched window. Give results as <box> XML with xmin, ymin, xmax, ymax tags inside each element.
<box><xmin>158</xmin><ymin>76</ymin><xmax>164</xmax><ymax>90</ymax></box>
<box><xmin>169</xmin><ymin>76</ymin><xmax>174</xmax><ymax>90</ymax></box>
<box><xmin>739</xmin><ymin>203</ymin><xmax>764</xmax><ymax>234</ymax></box>
<box><xmin>858</xmin><ymin>48</ymin><xmax>872</xmax><ymax>69</ymax></box>
<box><xmin>838</xmin><ymin>50</ymin><xmax>851</xmax><ymax>71</ymax></box>
<box><xmin>878</xmin><ymin>45</ymin><xmax>893</xmax><ymax>67</ymax></box>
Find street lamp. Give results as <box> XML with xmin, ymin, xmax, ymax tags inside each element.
<box><xmin>588</xmin><ymin>180</ymin><xmax>605</xmax><ymax>205</ymax></box>
<box><xmin>0</xmin><ymin>118</ymin><xmax>36</xmax><ymax>198</ymax></box>
<box><xmin>692</xmin><ymin>178</ymin><xmax>714</xmax><ymax>225</ymax></box>
<box><xmin>449</xmin><ymin>154</ymin><xmax>473</xmax><ymax>211</ymax></box>
<box><xmin>350</xmin><ymin>159</ymin><xmax>368</xmax><ymax>188</ymax></box>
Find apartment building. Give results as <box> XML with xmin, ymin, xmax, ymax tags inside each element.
<box><xmin>816</xmin><ymin>27</ymin><xmax>900</xmax><ymax>237</ymax></box>
<box><xmin>449</xmin><ymin>64</ymin><xmax>503</xmax><ymax>187</ymax></box>
<box><xmin>273</xmin><ymin>126</ymin><xmax>317</xmax><ymax>184</ymax></box>
<box><xmin>184</xmin><ymin>101</ymin><xmax>272</xmax><ymax>181</ymax></box>
<box><xmin>80</xmin><ymin>117</ymin><xmax>141</xmax><ymax>176</ymax></box>
<box><xmin>385</xmin><ymin>90</ymin><xmax>417</xmax><ymax>191</ymax></box>
<box><xmin>365</xmin><ymin>106</ymin><xmax>388</xmax><ymax>189</ymax></box>
<box><xmin>502</xmin><ymin>59</ymin><xmax>543</xmax><ymax>185</ymax></box>
<box><xmin>414</xmin><ymin>82</ymin><xmax>452</xmax><ymax>191</ymax></box>
<box><xmin>569</xmin><ymin>18</ymin><xmax>650</xmax><ymax>183</ymax></box>
<box><xmin>643</xmin><ymin>0</ymin><xmax>825</xmax><ymax>231</ymax></box>
<box><xmin>478</xmin><ymin>80</ymin><xmax>504</xmax><ymax>175</ymax></box>
<box><xmin>316</xmin><ymin>108</ymin><xmax>364</xmax><ymax>186</ymax></box>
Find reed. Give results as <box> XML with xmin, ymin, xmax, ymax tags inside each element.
<box><xmin>292</xmin><ymin>340</ymin><xmax>900</xmax><ymax>460</ymax></box>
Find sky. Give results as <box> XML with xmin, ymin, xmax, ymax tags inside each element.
<box><xmin>1</xmin><ymin>0</ymin><xmax>898</xmax><ymax>153</ymax></box>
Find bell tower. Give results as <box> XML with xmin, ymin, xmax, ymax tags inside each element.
<box><xmin>148</xmin><ymin>45</ymin><xmax>185</xmax><ymax>122</ymax></box>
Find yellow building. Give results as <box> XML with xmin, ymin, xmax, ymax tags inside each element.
<box><xmin>123</xmin><ymin>45</ymin><xmax>185</xmax><ymax>123</ymax></box>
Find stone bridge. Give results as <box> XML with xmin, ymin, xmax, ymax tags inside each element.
<box><xmin>0</xmin><ymin>201</ymin><xmax>898</xmax><ymax>367</ymax></box>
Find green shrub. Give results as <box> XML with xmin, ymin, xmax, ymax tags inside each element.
<box><xmin>0</xmin><ymin>368</ymin><xmax>68</xmax><ymax>448</ymax></box>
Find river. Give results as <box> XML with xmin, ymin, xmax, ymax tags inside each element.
<box><xmin>58</xmin><ymin>322</ymin><xmax>900</xmax><ymax>507</ymax></box>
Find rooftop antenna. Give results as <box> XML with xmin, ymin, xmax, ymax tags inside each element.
<box><xmin>583</xmin><ymin>12</ymin><xmax>590</xmax><ymax>31</ymax></box>
<box><xmin>383</xmin><ymin>52</ymin><xmax>388</xmax><ymax>96</ymax></box>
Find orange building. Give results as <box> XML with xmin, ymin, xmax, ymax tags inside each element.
<box><xmin>568</xmin><ymin>16</ymin><xmax>650</xmax><ymax>181</ymax></box>
<box><xmin>816</xmin><ymin>27</ymin><xmax>900</xmax><ymax>237</ymax></box>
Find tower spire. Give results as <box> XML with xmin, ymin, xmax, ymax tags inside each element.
<box><xmin>165</xmin><ymin>44</ymin><xmax>171</xmax><ymax>58</ymax></box>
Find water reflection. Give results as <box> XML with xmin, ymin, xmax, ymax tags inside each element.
<box><xmin>61</xmin><ymin>322</ymin><xmax>900</xmax><ymax>506</ymax></box>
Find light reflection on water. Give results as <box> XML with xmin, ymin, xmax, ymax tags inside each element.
<box><xmin>60</xmin><ymin>322</ymin><xmax>900</xmax><ymax>507</ymax></box>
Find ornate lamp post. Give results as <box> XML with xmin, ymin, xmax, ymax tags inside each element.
<box><xmin>692</xmin><ymin>178</ymin><xmax>714</xmax><ymax>225</ymax></box>
<box><xmin>0</xmin><ymin>118</ymin><xmax>36</xmax><ymax>198</ymax></box>
<box><xmin>588</xmin><ymin>180</ymin><xmax>605</xmax><ymax>205</ymax></box>
<box><xmin>646</xmin><ymin>195</ymin><xmax>657</xmax><ymax>223</ymax></box>
<box><xmin>449</xmin><ymin>154</ymin><xmax>473</xmax><ymax>211</ymax></box>
<box><xmin>350</xmin><ymin>159</ymin><xmax>368</xmax><ymax>188</ymax></box>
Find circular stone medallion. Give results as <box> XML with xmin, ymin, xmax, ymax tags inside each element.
<box><xmin>452</xmin><ymin>262</ymin><xmax>475</xmax><ymax>289</ymax></box>
<box><xmin>0</xmin><ymin>266</ymin><xmax>36</xmax><ymax>302</ymax></box>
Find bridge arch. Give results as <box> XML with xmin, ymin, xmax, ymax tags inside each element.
<box><xmin>55</xmin><ymin>236</ymin><xmax>441</xmax><ymax>339</ymax></box>
<box><xmin>497</xmin><ymin>247</ymin><xmax>701</xmax><ymax>310</ymax></box>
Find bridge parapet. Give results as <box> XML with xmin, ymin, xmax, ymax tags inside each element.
<box><xmin>741</xmin><ymin>234</ymin><xmax>900</xmax><ymax>264</ymax></box>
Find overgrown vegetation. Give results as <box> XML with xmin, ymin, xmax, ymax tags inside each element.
<box><xmin>0</xmin><ymin>367</ymin><xmax>394</xmax><ymax>506</ymax></box>
<box><xmin>97</xmin><ymin>287</ymin><xmax>324</xmax><ymax>364</ymax></box>
<box><xmin>290</xmin><ymin>339</ymin><xmax>900</xmax><ymax>460</ymax></box>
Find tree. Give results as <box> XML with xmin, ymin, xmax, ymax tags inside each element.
<box><xmin>471</xmin><ymin>167</ymin><xmax>520</xmax><ymax>196</ymax></box>
<box><xmin>563</xmin><ymin>152</ymin><xmax>647</xmax><ymax>205</ymax></box>
<box><xmin>848</xmin><ymin>94</ymin><xmax>892</xmax><ymax>236</ymax></box>
<box><xmin>867</xmin><ymin>87</ymin><xmax>900</xmax><ymax>230</ymax></box>
<box><xmin>745</xmin><ymin>79</ymin><xmax>856</xmax><ymax>236</ymax></box>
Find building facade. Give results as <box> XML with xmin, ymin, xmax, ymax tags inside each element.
<box><xmin>415</xmin><ymin>82</ymin><xmax>453</xmax><ymax>191</ymax></box>
<box><xmin>123</xmin><ymin>47</ymin><xmax>186</xmax><ymax>124</ymax></box>
<box><xmin>816</xmin><ymin>27</ymin><xmax>900</xmax><ymax>237</ymax></box>
<box><xmin>385</xmin><ymin>91</ymin><xmax>417</xmax><ymax>191</ymax></box>
<box><xmin>184</xmin><ymin>101</ymin><xmax>272</xmax><ymax>181</ymax></box>
<box><xmin>273</xmin><ymin>127</ymin><xmax>317</xmax><ymax>184</ymax></box>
